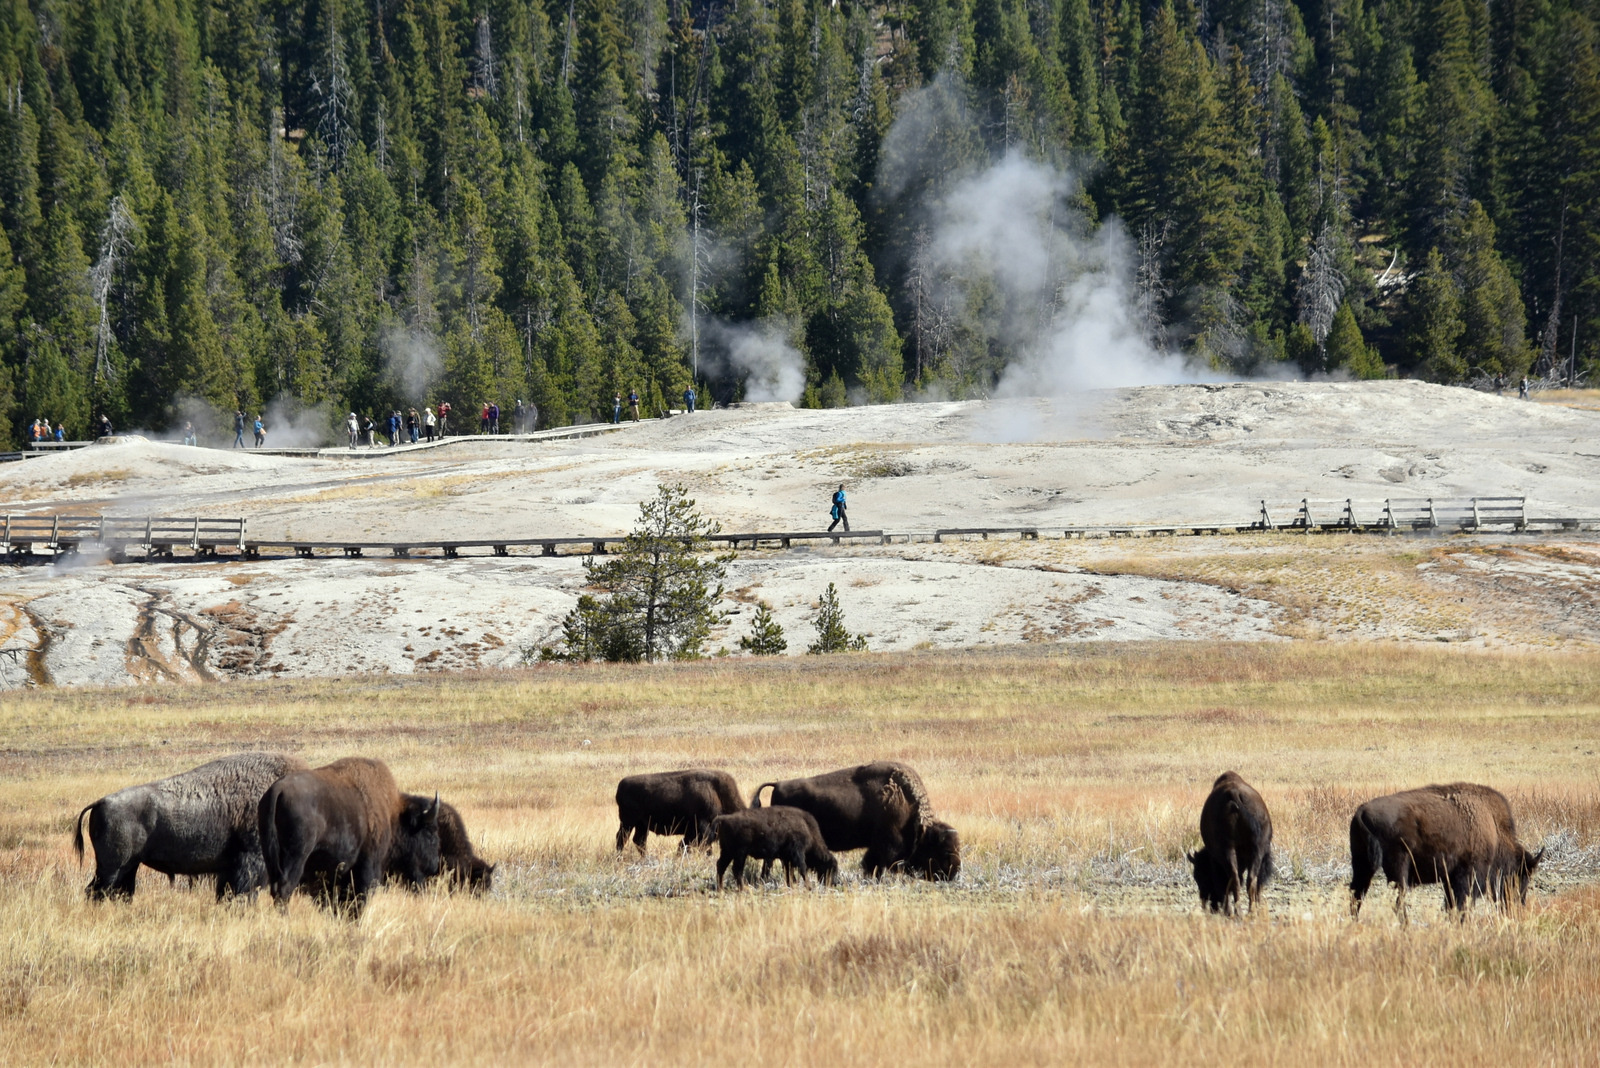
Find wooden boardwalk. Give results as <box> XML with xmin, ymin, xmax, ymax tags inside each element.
<box><xmin>4</xmin><ymin>497</ymin><xmax>1597</xmax><ymax>561</ymax></box>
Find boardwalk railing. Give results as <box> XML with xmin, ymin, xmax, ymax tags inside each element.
<box><xmin>1255</xmin><ymin>496</ymin><xmax>1531</xmax><ymax>532</ymax></box>
<box><xmin>2</xmin><ymin>515</ymin><xmax>245</xmax><ymax>556</ymax></box>
<box><xmin>4</xmin><ymin>502</ymin><xmax>1596</xmax><ymax>561</ymax></box>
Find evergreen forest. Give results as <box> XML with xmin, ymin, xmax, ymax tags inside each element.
<box><xmin>1</xmin><ymin>0</ymin><xmax>1597</xmax><ymax>444</ymax></box>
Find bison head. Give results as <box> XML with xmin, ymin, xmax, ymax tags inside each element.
<box><xmin>1512</xmin><ymin>846</ymin><xmax>1546</xmax><ymax>905</ymax></box>
<box><xmin>1188</xmin><ymin>847</ymin><xmax>1229</xmax><ymax>912</ymax></box>
<box><xmin>908</xmin><ymin>821</ymin><xmax>962</xmax><ymax>881</ymax></box>
<box><xmin>392</xmin><ymin>793</ymin><xmax>443</xmax><ymax>889</ymax></box>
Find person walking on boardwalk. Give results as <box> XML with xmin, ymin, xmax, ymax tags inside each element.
<box><xmin>100</xmin><ymin>414</ymin><xmax>114</xmax><ymax>438</ymax></box>
<box><xmin>613</xmin><ymin>392</ymin><xmax>622</xmax><ymax>424</ymax></box>
<box><xmin>347</xmin><ymin>412</ymin><xmax>359</xmax><ymax>449</ymax></box>
<box><xmin>363</xmin><ymin>413</ymin><xmax>376</xmax><ymax>447</ymax></box>
<box><xmin>480</xmin><ymin>402</ymin><xmax>490</xmax><ymax>434</ymax></box>
<box><xmin>233</xmin><ymin>409</ymin><xmax>245</xmax><ymax>447</ymax></box>
<box><xmin>182</xmin><ymin>421</ymin><xmax>197</xmax><ymax>446</ymax></box>
<box><xmin>437</xmin><ymin>401</ymin><xmax>451</xmax><ymax>437</ymax></box>
<box><xmin>406</xmin><ymin>408</ymin><xmax>419</xmax><ymax>443</ymax></box>
<box><xmin>1519</xmin><ymin>376</ymin><xmax>1530</xmax><ymax>399</ymax></box>
<box><xmin>424</xmin><ymin>406</ymin><xmax>436</xmax><ymax>443</ymax></box>
<box><xmin>628</xmin><ymin>388</ymin><xmax>640</xmax><ymax>421</ymax></box>
<box><xmin>489</xmin><ymin>401</ymin><xmax>500</xmax><ymax>434</ymax></box>
<box><xmin>828</xmin><ymin>483</ymin><xmax>849</xmax><ymax>532</ymax></box>
<box><xmin>683</xmin><ymin>384</ymin><xmax>696</xmax><ymax>413</ymax></box>
<box><xmin>252</xmin><ymin>414</ymin><xmax>265</xmax><ymax>448</ymax></box>
<box><xmin>514</xmin><ymin>399</ymin><xmax>526</xmax><ymax>433</ymax></box>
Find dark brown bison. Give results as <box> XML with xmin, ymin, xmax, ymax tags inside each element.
<box><xmin>753</xmin><ymin>761</ymin><xmax>960</xmax><ymax>880</ymax></box>
<box><xmin>302</xmin><ymin>797</ymin><xmax>492</xmax><ymax>898</ymax></box>
<box><xmin>1349</xmin><ymin>782</ymin><xmax>1544</xmax><ymax>922</ymax></box>
<box><xmin>1187</xmin><ymin>771</ymin><xmax>1274</xmax><ymax>916</ymax></box>
<box><xmin>615</xmin><ymin>769</ymin><xmax>746</xmax><ymax>854</ymax></box>
<box><xmin>711</xmin><ymin>807</ymin><xmax>838</xmax><ymax>890</ymax></box>
<box><xmin>437</xmin><ymin>800</ymin><xmax>494</xmax><ymax>892</ymax></box>
<box><xmin>73</xmin><ymin>752</ymin><xmax>308</xmax><ymax>901</ymax></box>
<box><xmin>258</xmin><ymin>757</ymin><xmax>441</xmax><ymax>916</ymax></box>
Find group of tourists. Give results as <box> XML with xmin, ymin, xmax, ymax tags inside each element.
<box><xmin>231</xmin><ymin>410</ymin><xmax>265</xmax><ymax>448</ymax></box>
<box><xmin>610</xmin><ymin>386</ymin><xmax>700</xmax><ymax>424</ymax></box>
<box><xmin>25</xmin><ymin>418</ymin><xmax>66</xmax><ymax>444</ymax></box>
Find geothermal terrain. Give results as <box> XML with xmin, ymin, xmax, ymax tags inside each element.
<box><xmin>3</xmin><ymin>379</ymin><xmax>1599</xmax><ymax>687</ymax></box>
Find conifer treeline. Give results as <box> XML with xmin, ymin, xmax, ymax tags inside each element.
<box><xmin>0</xmin><ymin>0</ymin><xmax>1596</xmax><ymax>444</ymax></box>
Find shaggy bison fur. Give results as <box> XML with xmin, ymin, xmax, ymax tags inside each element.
<box><xmin>753</xmin><ymin>761</ymin><xmax>960</xmax><ymax>880</ymax></box>
<box><xmin>1349</xmin><ymin>782</ymin><xmax>1544</xmax><ymax>922</ymax></box>
<box><xmin>1187</xmin><ymin>771</ymin><xmax>1274</xmax><ymax>916</ymax></box>
<box><xmin>711</xmin><ymin>807</ymin><xmax>837</xmax><ymax>890</ymax></box>
<box><xmin>258</xmin><ymin>757</ymin><xmax>441</xmax><ymax>916</ymax></box>
<box><xmin>615</xmin><ymin>769</ymin><xmax>746</xmax><ymax>854</ymax></box>
<box><xmin>73</xmin><ymin>752</ymin><xmax>308</xmax><ymax>901</ymax></box>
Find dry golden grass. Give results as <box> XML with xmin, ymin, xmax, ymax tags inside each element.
<box><xmin>3</xmin><ymin>643</ymin><xmax>1600</xmax><ymax>1064</ymax></box>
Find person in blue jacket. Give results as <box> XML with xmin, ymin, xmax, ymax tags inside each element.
<box><xmin>683</xmin><ymin>385</ymin><xmax>696</xmax><ymax>413</ymax></box>
<box><xmin>827</xmin><ymin>483</ymin><xmax>849</xmax><ymax>532</ymax></box>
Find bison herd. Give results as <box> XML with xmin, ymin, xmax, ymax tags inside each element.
<box><xmin>71</xmin><ymin>755</ymin><xmax>1546</xmax><ymax>921</ymax></box>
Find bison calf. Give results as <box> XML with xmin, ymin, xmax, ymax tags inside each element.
<box><xmin>1187</xmin><ymin>771</ymin><xmax>1274</xmax><ymax>916</ymax></box>
<box><xmin>754</xmin><ymin>761</ymin><xmax>960</xmax><ymax>880</ymax></box>
<box><xmin>711</xmin><ymin>807</ymin><xmax>837</xmax><ymax>890</ymax></box>
<box><xmin>615</xmin><ymin>769</ymin><xmax>745</xmax><ymax>854</ymax></box>
<box><xmin>1350</xmin><ymin>782</ymin><xmax>1543</xmax><ymax>923</ymax></box>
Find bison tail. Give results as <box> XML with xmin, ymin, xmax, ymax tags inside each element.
<box><xmin>1349</xmin><ymin>809</ymin><xmax>1382</xmax><ymax>899</ymax></box>
<box><xmin>751</xmin><ymin>783</ymin><xmax>777</xmax><ymax>809</ymax></box>
<box><xmin>258</xmin><ymin>785</ymin><xmax>282</xmax><ymax>886</ymax></box>
<box><xmin>72</xmin><ymin>803</ymin><xmax>95</xmax><ymax>864</ymax></box>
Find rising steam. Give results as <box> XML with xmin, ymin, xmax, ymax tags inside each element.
<box><xmin>380</xmin><ymin>323</ymin><xmax>443</xmax><ymax>403</ymax></box>
<box><xmin>698</xmin><ymin>317</ymin><xmax>807</xmax><ymax>404</ymax></box>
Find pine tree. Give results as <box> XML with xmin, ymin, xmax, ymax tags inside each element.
<box><xmin>739</xmin><ymin>601</ymin><xmax>788</xmax><ymax>655</ymax></box>
<box><xmin>1406</xmin><ymin>247</ymin><xmax>1467</xmax><ymax>380</ymax></box>
<box><xmin>808</xmin><ymin>582</ymin><xmax>867</xmax><ymax>653</ymax></box>
<box><xmin>1325</xmin><ymin>301</ymin><xmax>1385</xmax><ymax>378</ymax></box>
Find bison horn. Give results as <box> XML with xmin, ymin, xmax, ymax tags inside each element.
<box><xmin>428</xmin><ymin>791</ymin><xmax>440</xmax><ymax>816</ymax></box>
<box><xmin>1531</xmin><ymin>847</ymin><xmax>1546</xmax><ymax>866</ymax></box>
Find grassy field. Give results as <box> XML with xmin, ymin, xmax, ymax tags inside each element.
<box><xmin>3</xmin><ymin>642</ymin><xmax>1599</xmax><ymax>1064</ymax></box>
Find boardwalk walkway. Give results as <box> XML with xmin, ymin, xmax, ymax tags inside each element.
<box><xmin>4</xmin><ymin>496</ymin><xmax>1598</xmax><ymax>561</ymax></box>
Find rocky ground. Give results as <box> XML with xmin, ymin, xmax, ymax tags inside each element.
<box><xmin>2</xmin><ymin>380</ymin><xmax>1598</xmax><ymax>687</ymax></box>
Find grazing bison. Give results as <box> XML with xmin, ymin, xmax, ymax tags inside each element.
<box><xmin>1349</xmin><ymin>783</ymin><xmax>1544</xmax><ymax>922</ymax></box>
<box><xmin>73</xmin><ymin>752</ymin><xmax>308</xmax><ymax>901</ymax></box>
<box><xmin>615</xmin><ymin>769</ymin><xmax>746</xmax><ymax>854</ymax></box>
<box><xmin>258</xmin><ymin>757</ymin><xmax>441</xmax><ymax>916</ymax></box>
<box><xmin>437</xmin><ymin>800</ymin><xmax>494</xmax><ymax>892</ymax></box>
<box><xmin>753</xmin><ymin>761</ymin><xmax>960</xmax><ymax>880</ymax></box>
<box><xmin>711</xmin><ymin>807</ymin><xmax>837</xmax><ymax>890</ymax></box>
<box><xmin>302</xmin><ymin>797</ymin><xmax>492</xmax><ymax>898</ymax></box>
<box><xmin>1187</xmin><ymin>771</ymin><xmax>1274</xmax><ymax>916</ymax></box>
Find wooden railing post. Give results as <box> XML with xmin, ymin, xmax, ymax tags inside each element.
<box><xmin>1471</xmin><ymin>498</ymin><xmax>1481</xmax><ymax>529</ymax></box>
<box><xmin>1427</xmin><ymin>498</ymin><xmax>1437</xmax><ymax>528</ymax></box>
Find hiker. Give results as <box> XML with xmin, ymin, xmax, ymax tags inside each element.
<box><xmin>347</xmin><ymin>412</ymin><xmax>359</xmax><ymax>449</ymax></box>
<box><xmin>100</xmin><ymin>414</ymin><xmax>114</xmax><ymax>438</ymax></box>
<box><xmin>182</xmin><ymin>422</ymin><xmax>197</xmax><ymax>447</ymax></box>
<box><xmin>232</xmin><ymin>410</ymin><xmax>245</xmax><ymax>447</ymax></box>
<box><xmin>527</xmin><ymin>400</ymin><xmax>539</xmax><ymax>432</ymax></box>
<box><xmin>480</xmin><ymin>402</ymin><xmax>490</xmax><ymax>434</ymax></box>
<box><xmin>1519</xmin><ymin>376</ymin><xmax>1530</xmax><ymax>399</ymax></box>
<box><xmin>54</xmin><ymin>422</ymin><xmax>65</xmax><ymax>442</ymax></box>
<box><xmin>438</xmin><ymin>401</ymin><xmax>451</xmax><ymax>437</ymax></box>
<box><xmin>407</xmin><ymin>409</ymin><xmax>419</xmax><ymax>443</ymax></box>
<box><xmin>489</xmin><ymin>401</ymin><xmax>500</xmax><ymax>434</ymax></box>
<box><xmin>388</xmin><ymin>410</ymin><xmax>401</xmax><ymax>446</ymax></box>
<box><xmin>28</xmin><ymin>419</ymin><xmax>39</xmax><ymax>442</ymax></box>
<box><xmin>684</xmin><ymin>385</ymin><xmax>696</xmax><ymax>413</ymax></box>
<box><xmin>514</xmin><ymin>400</ymin><xmax>526</xmax><ymax>433</ymax></box>
<box><xmin>828</xmin><ymin>483</ymin><xmax>849</xmax><ymax>532</ymax></box>
<box><xmin>629</xmin><ymin>388</ymin><xmax>640</xmax><ymax>422</ymax></box>
<box><xmin>424</xmin><ymin>406</ymin><xmax>436</xmax><ymax>443</ymax></box>
<box><xmin>252</xmin><ymin>414</ymin><xmax>265</xmax><ymax>448</ymax></box>
<box><xmin>363</xmin><ymin>414</ymin><xmax>377</xmax><ymax>447</ymax></box>
<box><xmin>613</xmin><ymin>393</ymin><xmax>622</xmax><ymax>424</ymax></box>
<box><xmin>41</xmin><ymin>418</ymin><xmax>51</xmax><ymax>441</ymax></box>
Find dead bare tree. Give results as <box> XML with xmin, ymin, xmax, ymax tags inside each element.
<box><xmin>1297</xmin><ymin>222</ymin><xmax>1346</xmax><ymax>363</ymax></box>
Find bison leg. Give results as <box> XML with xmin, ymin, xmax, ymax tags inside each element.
<box><xmin>632</xmin><ymin>825</ymin><xmax>649</xmax><ymax>855</ymax></box>
<box><xmin>716</xmin><ymin>850</ymin><xmax>739</xmax><ymax>891</ymax></box>
<box><xmin>615</xmin><ymin>821</ymin><xmax>632</xmax><ymax>852</ymax></box>
<box><xmin>1393</xmin><ymin>866</ymin><xmax>1411</xmax><ymax>926</ymax></box>
<box><xmin>92</xmin><ymin>859</ymin><xmax>139</xmax><ymax>901</ymax></box>
<box><xmin>760</xmin><ymin>857</ymin><xmax>774</xmax><ymax>882</ymax></box>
